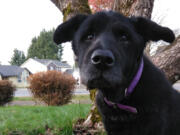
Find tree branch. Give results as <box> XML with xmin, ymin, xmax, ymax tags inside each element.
<box><xmin>151</xmin><ymin>36</ymin><xmax>180</xmax><ymax>83</ymax></box>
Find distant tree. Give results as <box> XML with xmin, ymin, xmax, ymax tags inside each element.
<box><xmin>27</xmin><ymin>29</ymin><xmax>63</xmax><ymax>61</ymax></box>
<box><xmin>9</xmin><ymin>49</ymin><xmax>26</xmax><ymax>66</ymax></box>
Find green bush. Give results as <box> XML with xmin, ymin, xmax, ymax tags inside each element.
<box><xmin>28</xmin><ymin>70</ymin><xmax>76</xmax><ymax>106</ymax></box>
<box><xmin>0</xmin><ymin>80</ymin><xmax>15</xmax><ymax>106</ymax></box>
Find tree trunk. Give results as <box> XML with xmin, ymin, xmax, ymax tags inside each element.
<box><xmin>151</xmin><ymin>36</ymin><xmax>180</xmax><ymax>84</ymax></box>
<box><xmin>50</xmin><ymin>0</ymin><xmax>91</xmax><ymax>21</ymax></box>
<box><xmin>113</xmin><ymin>0</ymin><xmax>154</xmax><ymax>19</ymax></box>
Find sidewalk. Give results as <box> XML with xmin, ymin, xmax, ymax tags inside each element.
<box><xmin>15</xmin><ymin>87</ymin><xmax>89</xmax><ymax>97</ymax></box>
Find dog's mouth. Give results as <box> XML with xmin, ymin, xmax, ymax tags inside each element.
<box><xmin>81</xmin><ymin>68</ymin><xmax>124</xmax><ymax>90</ymax></box>
<box><xmin>86</xmin><ymin>76</ymin><xmax>113</xmax><ymax>90</ymax></box>
<box><xmin>80</xmin><ymin>66</ymin><xmax>127</xmax><ymax>102</ymax></box>
<box><xmin>86</xmin><ymin>76</ymin><xmax>126</xmax><ymax>102</ymax></box>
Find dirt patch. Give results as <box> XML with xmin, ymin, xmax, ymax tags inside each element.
<box><xmin>73</xmin><ymin>118</ymin><xmax>105</xmax><ymax>135</ymax></box>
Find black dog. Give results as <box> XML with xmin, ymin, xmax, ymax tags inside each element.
<box><xmin>54</xmin><ymin>11</ymin><xmax>180</xmax><ymax>135</ymax></box>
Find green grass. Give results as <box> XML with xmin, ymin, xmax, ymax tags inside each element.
<box><xmin>13</xmin><ymin>95</ymin><xmax>90</xmax><ymax>102</ymax></box>
<box><xmin>13</xmin><ymin>95</ymin><xmax>91</xmax><ymax>104</ymax></box>
<box><xmin>0</xmin><ymin>104</ymin><xmax>91</xmax><ymax>135</ymax></box>
<box><xmin>72</xmin><ymin>94</ymin><xmax>90</xmax><ymax>100</ymax></box>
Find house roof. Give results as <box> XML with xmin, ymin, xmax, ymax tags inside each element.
<box><xmin>34</xmin><ymin>58</ymin><xmax>71</xmax><ymax>68</ymax></box>
<box><xmin>0</xmin><ymin>65</ymin><xmax>27</xmax><ymax>77</ymax></box>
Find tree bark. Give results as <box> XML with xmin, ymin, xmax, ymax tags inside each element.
<box><xmin>50</xmin><ymin>0</ymin><xmax>91</xmax><ymax>21</ymax></box>
<box><xmin>113</xmin><ymin>0</ymin><xmax>154</xmax><ymax>19</ymax></box>
<box><xmin>129</xmin><ymin>0</ymin><xmax>154</xmax><ymax>18</ymax></box>
<box><xmin>151</xmin><ymin>36</ymin><xmax>180</xmax><ymax>84</ymax></box>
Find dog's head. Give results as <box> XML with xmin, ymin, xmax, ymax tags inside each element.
<box><xmin>54</xmin><ymin>11</ymin><xmax>175</xmax><ymax>102</ymax></box>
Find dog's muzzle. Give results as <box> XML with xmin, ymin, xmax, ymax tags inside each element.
<box><xmin>91</xmin><ymin>49</ymin><xmax>115</xmax><ymax>69</ymax></box>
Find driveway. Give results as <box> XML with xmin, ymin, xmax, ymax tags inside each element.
<box><xmin>15</xmin><ymin>88</ymin><xmax>32</xmax><ymax>97</ymax></box>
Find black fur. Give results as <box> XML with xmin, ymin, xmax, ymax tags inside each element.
<box><xmin>54</xmin><ymin>11</ymin><xmax>180</xmax><ymax>135</ymax></box>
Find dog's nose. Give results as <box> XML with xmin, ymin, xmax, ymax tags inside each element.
<box><xmin>91</xmin><ymin>50</ymin><xmax>115</xmax><ymax>68</ymax></box>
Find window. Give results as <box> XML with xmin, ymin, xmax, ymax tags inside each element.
<box><xmin>50</xmin><ymin>66</ymin><xmax>54</xmax><ymax>70</ymax></box>
<box><xmin>18</xmin><ymin>75</ymin><xmax>21</xmax><ymax>83</ymax></box>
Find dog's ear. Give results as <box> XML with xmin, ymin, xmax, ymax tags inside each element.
<box><xmin>53</xmin><ymin>14</ymin><xmax>88</xmax><ymax>44</ymax></box>
<box><xmin>131</xmin><ymin>17</ymin><xmax>175</xmax><ymax>43</ymax></box>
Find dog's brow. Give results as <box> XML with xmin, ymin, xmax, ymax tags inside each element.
<box><xmin>79</xmin><ymin>20</ymin><xmax>108</xmax><ymax>40</ymax></box>
<box><xmin>112</xmin><ymin>22</ymin><xmax>132</xmax><ymax>31</ymax></box>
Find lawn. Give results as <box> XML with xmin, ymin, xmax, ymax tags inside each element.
<box><xmin>72</xmin><ymin>94</ymin><xmax>90</xmax><ymax>101</ymax></box>
<box><xmin>13</xmin><ymin>95</ymin><xmax>90</xmax><ymax>102</ymax></box>
<box><xmin>13</xmin><ymin>97</ymin><xmax>34</xmax><ymax>101</ymax></box>
<box><xmin>0</xmin><ymin>104</ymin><xmax>91</xmax><ymax>135</ymax></box>
<box><xmin>12</xmin><ymin>94</ymin><xmax>91</xmax><ymax>105</ymax></box>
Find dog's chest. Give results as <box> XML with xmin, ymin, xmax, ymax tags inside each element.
<box><xmin>97</xmin><ymin>98</ymin><xmax>139</xmax><ymax>133</ymax></box>
<box><xmin>108</xmin><ymin>113</ymin><xmax>137</xmax><ymax>121</ymax></box>
<box><xmin>103</xmin><ymin>108</ymin><xmax>138</xmax><ymax>124</ymax></box>
<box><xmin>103</xmin><ymin>111</ymin><xmax>139</xmax><ymax>134</ymax></box>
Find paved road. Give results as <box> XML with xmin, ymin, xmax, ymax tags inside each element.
<box><xmin>15</xmin><ymin>82</ymin><xmax>180</xmax><ymax>97</ymax></box>
<box><xmin>15</xmin><ymin>88</ymin><xmax>89</xmax><ymax>97</ymax></box>
<box><xmin>14</xmin><ymin>88</ymin><xmax>32</xmax><ymax>97</ymax></box>
<box><xmin>74</xmin><ymin>88</ymin><xmax>89</xmax><ymax>95</ymax></box>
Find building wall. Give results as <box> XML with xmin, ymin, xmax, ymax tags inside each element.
<box><xmin>7</xmin><ymin>70</ymin><xmax>30</xmax><ymax>88</ymax></box>
<box><xmin>21</xmin><ymin>58</ymin><xmax>72</xmax><ymax>75</ymax></box>
<box><xmin>0</xmin><ymin>75</ymin><xmax>2</xmax><ymax>80</ymax></box>
<box><xmin>21</xmin><ymin>58</ymin><xmax>47</xmax><ymax>74</ymax></box>
<box><xmin>8</xmin><ymin>77</ymin><xmax>22</xmax><ymax>88</ymax></box>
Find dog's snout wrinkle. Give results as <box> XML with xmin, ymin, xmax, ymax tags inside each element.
<box><xmin>91</xmin><ymin>49</ymin><xmax>115</xmax><ymax>69</ymax></box>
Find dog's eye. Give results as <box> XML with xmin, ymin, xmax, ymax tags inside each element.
<box><xmin>119</xmin><ymin>34</ymin><xmax>128</xmax><ymax>41</ymax></box>
<box><xmin>114</xmin><ymin>30</ymin><xmax>129</xmax><ymax>42</ymax></box>
<box><xmin>85</xmin><ymin>34</ymin><xmax>95</xmax><ymax>41</ymax></box>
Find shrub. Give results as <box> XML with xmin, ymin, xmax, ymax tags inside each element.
<box><xmin>28</xmin><ymin>70</ymin><xmax>76</xmax><ymax>106</ymax></box>
<box><xmin>0</xmin><ymin>80</ymin><xmax>15</xmax><ymax>106</ymax></box>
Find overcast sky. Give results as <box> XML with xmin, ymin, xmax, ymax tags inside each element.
<box><xmin>0</xmin><ymin>0</ymin><xmax>62</xmax><ymax>65</ymax></box>
<box><xmin>0</xmin><ymin>0</ymin><xmax>180</xmax><ymax>66</ymax></box>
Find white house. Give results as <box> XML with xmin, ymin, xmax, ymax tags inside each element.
<box><xmin>21</xmin><ymin>58</ymin><xmax>72</xmax><ymax>74</ymax></box>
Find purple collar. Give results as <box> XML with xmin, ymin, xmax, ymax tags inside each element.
<box><xmin>104</xmin><ymin>58</ymin><xmax>144</xmax><ymax>114</ymax></box>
